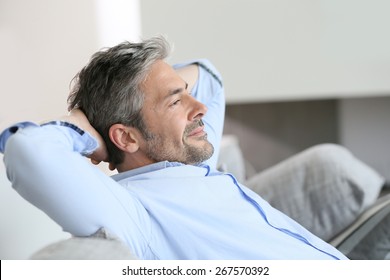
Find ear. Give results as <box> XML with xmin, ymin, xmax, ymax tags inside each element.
<box><xmin>108</xmin><ymin>124</ymin><xmax>140</xmax><ymax>154</ymax></box>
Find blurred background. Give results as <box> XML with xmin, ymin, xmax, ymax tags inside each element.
<box><xmin>1</xmin><ymin>0</ymin><xmax>390</xmax><ymax>259</ymax></box>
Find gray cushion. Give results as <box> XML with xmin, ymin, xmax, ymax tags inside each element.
<box><xmin>30</xmin><ymin>228</ymin><xmax>137</xmax><ymax>260</ymax></box>
<box><xmin>246</xmin><ymin>144</ymin><xmax>384</xmax><ymax>241</ymax></box>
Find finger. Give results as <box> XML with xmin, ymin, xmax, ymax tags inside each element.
<box><xmin>91</xmin><ymin>159</ymin><xmax>101</xmax><ymax>165</ymax></box>
<box><xmin>109</xmin><ymin>162</ymin><xmax>116</xmax><ymax>171</ymax></box>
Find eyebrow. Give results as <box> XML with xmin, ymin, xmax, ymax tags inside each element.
<box><xmin>166</xmin><ymin>82</ymin><xmax>189</xmax><ymax>98</ymax></box>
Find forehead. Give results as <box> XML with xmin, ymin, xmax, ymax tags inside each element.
<box><xmin>141</xmin><ymin>60</ymin><xmax>184</xmax><ymax>102</ymax></box>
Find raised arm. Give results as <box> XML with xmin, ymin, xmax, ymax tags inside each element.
<box><xmin>58</xmin><ymin>109</ymin><xmax>111</xmax><ymax>168</ymax></box>
<box><xmin>1</xmin><ymin>116</ymin><xmax>151</xmax><ymax>257</ymax></box>
<box><xmin>175</xmin><ymin>63</ymin><xmax>199</xmax><ymax>94</ymax></box>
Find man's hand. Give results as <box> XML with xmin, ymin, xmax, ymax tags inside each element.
<box><xmin>175</xmin><ymin>64</ymin><xmax>199</xmax><ymax>93</ymax></box>
<box><xmin>60</xmin><ymin>109</ymin><xmax>114</xmax><ymax>169</ymax></box>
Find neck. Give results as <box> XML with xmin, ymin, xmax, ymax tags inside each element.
<box><xmin>117</xmin><ymin>154</ymin><xmax>156</xmax><ymax>173</ymax></box>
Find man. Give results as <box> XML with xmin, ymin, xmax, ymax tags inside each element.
<box><xmin>1</xmin><ymin>36</ymin><xmax>382</xmax><ymax>259</ymax></box>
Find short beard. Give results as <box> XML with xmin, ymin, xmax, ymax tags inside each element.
<box><xmin>140</xmin><ymin>119</ymin><xmax>214</xmax><ymax>165</ymax></box>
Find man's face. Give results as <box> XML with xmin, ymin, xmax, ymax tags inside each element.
<box><xmin>138</xmin><ymin>60</ymin><xmax>214</xmax><ymax>165</ymax></box>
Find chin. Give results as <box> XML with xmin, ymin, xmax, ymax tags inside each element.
<box><xmin>181</xmin><ymin>141</ymin><xmax>214</xmax><ymax>165</ymax></box>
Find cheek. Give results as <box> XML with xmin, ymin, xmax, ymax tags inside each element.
<box><xmin>170</xmin><ymin>121</ymin><xmax>187</xmax><ymax>141</ymax></box>
<box><xmin>151</xmin><ymin>118</ymin><xmax>185</xmax><ymax>141</ymax></box>
<box><xmin>148</xmin><ymin>109</ymin><xmax>188</xmax><ymax>141</ymax></box>
<box><xmin>163</xmin><ymin>113</ymin><xmax>187</xmax><ymax>134</ymax></box>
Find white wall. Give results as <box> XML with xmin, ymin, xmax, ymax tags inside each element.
<box><xmin>0</xmin><ymin>0</ymin><xmax>140</xmax><ymax>259</ymax></box>
<box><xmin>140</xmin><ymin>0</ymin><xmax>390</xmax><ymax>103</ymax></box>
<box><xmin>140</xmin><ymin>0</ymin><xmax>390</xmax><ymax>184</ymax></box>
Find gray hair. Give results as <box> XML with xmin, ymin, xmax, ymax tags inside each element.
<box><xmin>68</xmin><ymin>36</ymin><xmax>171</xmax><ymax>164</ymax></box>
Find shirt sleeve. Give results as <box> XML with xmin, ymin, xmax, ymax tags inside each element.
<box><xmin>1</xmin><ymin>122</ymin><xmax>151</xmax><ymax>257</ymax></box>
<box><xmin>0</xmin><ymin>122</ymin><xmax>37</xmax><ymax>153</ymax></box>
<box><xmin>173</xmin><ymin>59</ymin><xmax>225</xmax><ymax>169</ymax></box>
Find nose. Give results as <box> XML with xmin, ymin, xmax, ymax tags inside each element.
<box><xmin>188</xmin><ymin>96</ymin><xmax>207</xmax><ymax>121</ymax></box>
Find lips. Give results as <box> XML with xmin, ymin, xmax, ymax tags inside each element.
<box><xmin>187</xmin><ymin>126</ymin><xmax>205</xmax><ymax>137</ymax></box>
<box><xmin>185</xmin><ymin>120</ymin><xmax>206</xmax><ymax>138</ymax></box>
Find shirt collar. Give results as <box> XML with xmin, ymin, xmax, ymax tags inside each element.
<box><xmin>111</xmin><ymin>161</ymin><xmax>213</xmax><ymax>182</ymax></box>
<box><xmin>111</xmin><ymin>161</ymin><xmax>181</xmax><ymax>182</ymax></box>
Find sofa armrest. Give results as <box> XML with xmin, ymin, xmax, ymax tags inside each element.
<box><xmin>30</xmin><ymin>228</ymin><xmax>137</xmax><ymax>260</ymax></box>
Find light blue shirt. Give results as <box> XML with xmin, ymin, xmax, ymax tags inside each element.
<box><xmin>0</xmin><ymin>59</ymin><xmax>347</xmax><ymax>260</ymax></box>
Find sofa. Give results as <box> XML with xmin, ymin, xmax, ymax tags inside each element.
<box><xmin>30</xmin><ymin>135</ymin><xmax>390</xmax><ymax>260</ymax></box>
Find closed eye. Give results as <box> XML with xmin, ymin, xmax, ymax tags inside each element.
<box><xmin>171</xmin><ymin>99</ymin><xmax>181</xmax><ymax>106</ymax></box>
